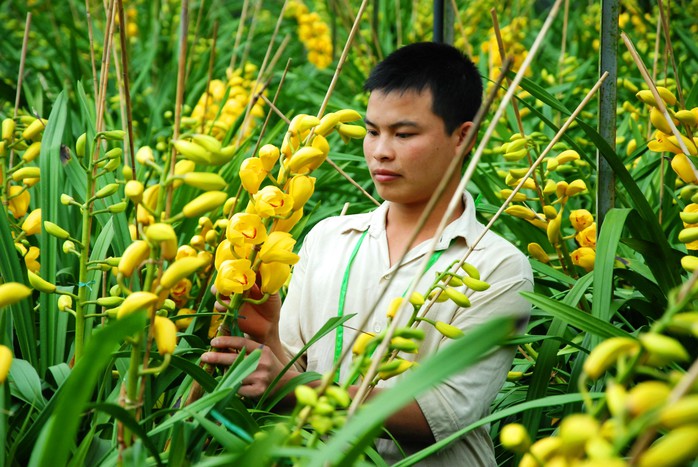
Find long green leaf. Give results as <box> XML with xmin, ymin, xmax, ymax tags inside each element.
<box><xmin>591</xmin><ymin>208</ymin><xmax>631</xmax><ymax>327</ymax></box>
<box><xmin>308</xmin><ymin>316</ymin><xmax>516</xmax><ymax>466</ymax></box>
<box><xmin>28</xmin><ymin>314</ymin><xmax>145</xmax><ymax>467</ymax></box>
<box><xmin>38</xmin><ymin>90</ymin><xmax>69</xmax><ymax>374</ymax></box>
<box><xmin>522</xmin><ymin>292</ymin><xmax>632</xmax><ymax>339</ymax></box>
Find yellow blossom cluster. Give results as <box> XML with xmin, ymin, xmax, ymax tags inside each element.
<box><xmin>2</xmin><ymin>115</ymin><xmax>47</xmax><ymax>274</ymax></box>
<box><xmin>212</xmin><ymin>109</ymin><xmax>366</xmax><ymax>337</ymax></box>
<box><xmin>287</xmin><ymin>0</ymin><xmax>333</xmax><ymax>69</ymax></box>
<box><xmin>187</xmin><ymin>63</ymin><xmax>266</xmax><ymax>141</ymax></box>
<box><xmin>495</xmin><ymin>134</ymin><xmax>596</xmax><ymax>272</ymax></box>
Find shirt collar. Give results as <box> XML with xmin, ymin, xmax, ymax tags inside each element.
<box><xmin>340</xmin><ymin>191</ymin><xmax>486</xmax><ymax>250</ymax></box>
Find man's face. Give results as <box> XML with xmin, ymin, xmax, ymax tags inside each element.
<box><xmin>363</xmin><ymin>89</ymin><xmax>471</xmax><ymax>210</ymax></box>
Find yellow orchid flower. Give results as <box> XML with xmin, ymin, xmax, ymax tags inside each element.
<box><xmin>24</xmin><ymin>246</ymin><xmax>40</xmax><ymax>273</ymax></box>
<box><xmin>8</xmin><ymin>186</ymin><xmax>30</xmax><ymax>219</ymax></box>
<box><xmin>215</xmin><ymin>240</ymin><xmax>235</xmax><ymax>270</ymax></box>
<box><xmin>226</xmin><ymin>212</ymin><xmax>267</xmax><ymax>246</ymax></box>
<box><xmin>259</xmin><ymin>261</ymin><xmax>291</xmax><ymax>294</ymax></box>
<box><xmin>21</xmin><ymin>208</ymin><xmax>42</xmax><ymax>236</ymax></box>
<box><xmin>259</xmin><ymin>231</ymin><xmax>299</xmax><ymax>265</ymax></box>
<box><xmin>571</xmin><ymin>247</ymin><xmax>596</xmax><ymax>272</ymax></box>
<box><xmin>239</xmin><ymin>157</ymin><xmax>268</xmax><ymax>194</ymax></box>
<box><xmin>214</xmin><ymin>259</ymin><xmax>256</xmax><ymax>296</ymax></box>
<box><xmin>569</xmin><ymin>209</ymin><xmax>594</xmax><ymax>232</ymax></box>
<box><xmin>252</xmin><ymin>186</ymin><xmax>294</xmax><ymax>218</ymax></box>
<box><xmin>287</xmin><ymin>175</ymin><xmax>316</xmax><ymax>210</ymax></box>
<box><xmin>648</xmin><ymin>131</ymin><xmax>682</xmax><ymax>155</ymax></box>
<box><xmin>575</xmin><ymin>223</ymin><xmax>597</xmax><ymax>248</ymax></box>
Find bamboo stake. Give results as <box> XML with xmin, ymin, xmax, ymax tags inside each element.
<box><xmin>349</xmin><ymin>0</ymin><xmax>564</xmax><ymax>414</ymax></box>
<box><xmin>622</xmin><ymin>33</ymin><xmax>696</xmax><ymax>168</ymax></box>
<box><xmin>116</xmin><ymin>0</ymin><xmax>135</xmax><ymax>170</ymax></box>
<box><xmin>7</xmin><ymin>13</ymin><xmax>31</xmax><ymax>180</ymax></box>
<box><xmin>200</xmin><ymin>21</ymin><xmax>219</xmax><ymax>135</ymax></box>
<box><xmin>85</xmin><ymin>0</ymin><xmax>99</xmax><ymax>100</ymax></box>
<box><xmin>657</xmin><ymin>0</ymin><xmax>684</xmax><ymax>108</ymax></box>
<box><xmin>229</xmin><ymin>0</ymin><xmax>250</xmax><ymax>71</ymax></box>
<box><xmin>165</xmin><ymin>0</ymin><xmax>189</xmax><ymax>219</ymax></box>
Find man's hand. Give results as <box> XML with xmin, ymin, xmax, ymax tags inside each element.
<box><xmin>201</xmin><ymin>336</ymin><xmax>297</xmax><ymax>398</ymax></box>
<box><xmin>212</xmin><ymin>283</ymin><xmax>282</xmax><ymax>344</ymax></box>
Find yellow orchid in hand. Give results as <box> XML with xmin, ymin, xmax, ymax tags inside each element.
<box><xmin>215</xmin><ymin>259</ymin><xmax>256</xmax><ymax>296</ymax></box>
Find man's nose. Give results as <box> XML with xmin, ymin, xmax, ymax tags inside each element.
<box><xmin>369</xmin><ymin>135</ymin><xmax>395</xmax><ymax>161</ymax></box>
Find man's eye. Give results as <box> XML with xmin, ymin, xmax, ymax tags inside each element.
<box><xmin>396</xmin><ymin>133</ymin><xmax>414</xmax><ymax>139</ymax></box>
<box><xmin>367</xmin><ymin>129</ymin><xmax>379</xmax><ymax>136</ymax></box>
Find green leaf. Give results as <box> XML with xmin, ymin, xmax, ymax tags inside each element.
<box><xmin>38</xmin><ymin>90</ymin><xmax>69</xmax><ymax>374</ymax></box>
<box><xmin>8</xmin><ymin>359</ymin><xmax>45</xmax><ymax>410</ymax></box>
<box><xmin>307</xmin><ymin>316</ymin><xmax>516</xmax><ymax>466</ymax></box>
<box><xmin>28</xmin><ymin>314</ymin><xmax>146</xmax><ymax>467</ymax></box>
<box><xmin>522</xmin><ymin>292</ymin><xmax>632</xmax><ymax>339</ymax></box>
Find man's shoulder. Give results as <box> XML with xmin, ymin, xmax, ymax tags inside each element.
<box><xmin>306</xmin><ymin>211</ymin><xmax>372</xmax><ymax>239</ymax></box>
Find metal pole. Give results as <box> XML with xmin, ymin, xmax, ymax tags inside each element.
<box><xmin>433</xmin><ymin>0</ymin><xmax>444</xmax><ymax>43</ymax></box>
<box><xmin>597</xmin><ymin>0</ymin><xmax>619</xmax><ymax>227</ymax></box>
<box><xmin>443</xmin><ymin>0</ymin><xmax>454</xmax><ymax>44</ymax></box>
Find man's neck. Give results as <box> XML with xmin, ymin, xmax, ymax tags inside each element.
<box><xmin>384</xmin><ymin>190</ymin><xmax>465</xmax><ymax>266</ymax></box>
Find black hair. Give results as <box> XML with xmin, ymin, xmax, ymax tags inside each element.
<box><xmin>363</xmin><ymin>42</ymin><xmax>483</xmax><ymax>134</ymax></box>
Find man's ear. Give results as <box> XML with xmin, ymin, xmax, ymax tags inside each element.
<box><xmin>455</xmin><ymin>121</ymin><xmax>476</xmax><ymax>154</ymax></box>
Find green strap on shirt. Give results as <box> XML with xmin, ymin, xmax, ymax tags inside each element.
<box><xmin>334</xmin><ymin>230</ymin><xmax>445</xmax><ymax>381</ymax></box>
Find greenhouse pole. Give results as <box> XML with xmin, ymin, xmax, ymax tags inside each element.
<box><xmin>433</xmin><ymin>0</ymin><xmax>454</xmax><ymax>44</ymax></box>
<box><xmin>597</xmin><ymin>0</ymin><xmax>619</xmax><ymax>227</ymax></box>
<box><xmin>433</xmin><ymin>0</ymin><xmax>444</xmax><ymax>42</ymax></box>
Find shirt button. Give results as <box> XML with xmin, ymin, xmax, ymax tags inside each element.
<box><xmin>374</xmin><ymin>324</ymin><xmax>382</xmax><ymax>332</ymax></box>
<box><xmin>383</xmin><ymin>273</ymin><xmax>392</xmax><ymax>280</ymax></box>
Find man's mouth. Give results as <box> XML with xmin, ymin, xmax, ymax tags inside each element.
<box><xmin>372</xmin><ymin>169</ymin><xmax>400</xmax><ymax>182</ymax></box>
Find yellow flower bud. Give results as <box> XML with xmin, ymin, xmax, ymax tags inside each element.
<box><xmin>44</xmin><ymin>221</ymin><xmax>70</xmax><ymax>240</ymax></box>
<box><xmin>58</xmin><ymin>294</ymin><xmax>73</xmax><ymax>312</ymax></box>
<box><xmin>287</xmin><ymin>175</ymin><xmax>316</xmax><ymax>210</ymax></box>
<box><xmin>118</xmin><ymin>240</ymin><xmax>151</xmax><ymax>277</ymax></box>
<box><xmin>0</xmin><ymin>282</ymin><xmax>32</xmax><ymax>308</ymax></box>
<box><xmin>500</xmin><ymin>423</ymin><xmax>531</xmax><ymax>454</ymax></box>
<box><xmin>159</xmin><ymin>256</ymin><xmax>208</xmax><ymax>290</ymax></box>
<box><xmin>124</xmin><ymin>180</ymin><xmax>144</xmax><ymax>204</ymax></box>
<box><xmin>386</xmin><ymin>297</ymin><xmax>403</xmax><ymax>319</ymax></box>
<box><xmin>182</xmin><ymin>191</ymin><xmax>228</xmax><ymax>218</ymax></box>
<box><xmin>565</xmin><ymin>179</ymin><xmax>587</xmax><ymax>197</ymax></box>
<box><xmin>117</xmin><ymin>292</ymin><xmax>159</xmax><ymax>319</ymax></box>
<box><xmin>21</xmin><ymin>209</ymin><xmax>42</xmax><ymax>236</ymax></box>
<box><xmin>258</xmin><ymin>144</ymin><xmax>280</xmax><ymax>172</ymax></box>
<box><xmin>22</xmin><ymin>118</ymin><xmax>47</xmax><ymax>141</ymax></box>
<box><xmin>27</xmin><ymin>270</ymin><xmax>56</xmax><ymax>294</ymax></box>
<box><xmin>153</xmin><ymin>316</ymin><xmax>177</xmax><ymax>355</ymax></box>
<box><xmin>527</xmin><ymin>242</ymin><xmax>550</xmax><ymax>263</ymax></box>
<box><xmin>434</xmin><ymin>321</ymin><xmax>464</xmax><ymax>339</ymax></box>
<box><xmin>259</xmin><ymin>261</ymin><xmax>291</xmax><ymax>294</ymax></box>
<box><xmin>0</xmin><ymin>345</ymin><xmax>13</xmax><ymax>384</ymax></box>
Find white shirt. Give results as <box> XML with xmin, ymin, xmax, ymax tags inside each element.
<box><xmin>279</xmin><ymin>191</ymin><xmax>533</xmax><ymax>465</ymax></box>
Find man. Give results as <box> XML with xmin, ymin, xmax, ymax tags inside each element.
<box><xmin>202</xmin><ymin>42</ymin><xmax>533</xmax><ymax>465</ymax></box>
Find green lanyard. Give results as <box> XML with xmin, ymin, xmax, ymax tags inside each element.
<box><xmin>334</xmin><ymin>230</ymin><xmax>445</xmax><ymax>380</ymax></box>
